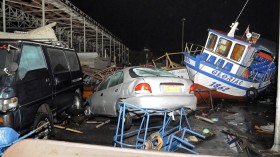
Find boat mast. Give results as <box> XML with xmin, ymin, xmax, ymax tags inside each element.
<box><xmin>234</xmin><ymin>0</ymin><xmax>250</xmax><ymax>23</ymax></box>
<box><xmin>227</xmin><ymin>0</ymin><xmax>250</xmax><ymax>37</ymax></box>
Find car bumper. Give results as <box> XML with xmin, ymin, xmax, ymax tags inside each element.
<box><xmin>0</xmin><ymin>111</ymin><xmax>15</xmax><ymax>128</ymax></box>
<box><xmin>122</xmin><ymin>95</ymin><xmax>197</xmax><ymax>111</ymax></box>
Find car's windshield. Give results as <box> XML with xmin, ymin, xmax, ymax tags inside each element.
<box><xmin>131</xmin><ymin>67</ymin><xmax>175</xmax><ymax>77</ymax></box>
<box><xmin>0</xmin><ymin>44</ymin><xmax>18</xmax><ymax>75</ymax></box>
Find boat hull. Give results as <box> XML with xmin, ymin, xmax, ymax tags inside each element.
<box><xmin>184</xmin><ymin>53</ymin><xmax>270</xmax><ymax>100</ymax></box>
<box><xmin>194</xmin><ymin>83</ymin><xmax>247</xmax><ymax>101</ymax></box>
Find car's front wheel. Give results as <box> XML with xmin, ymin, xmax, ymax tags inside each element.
<box><xmin>32</xmin><ymin>112</ymin><xmax>53</xmax><ymax>139</ymax></box>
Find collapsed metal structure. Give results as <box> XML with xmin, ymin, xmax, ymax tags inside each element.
<box><xmin>0</xmin><ymin>0</ymin><xmax>129</xmax><ymax>65</ymax></box>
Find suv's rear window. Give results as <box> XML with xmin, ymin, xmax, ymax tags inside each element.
<box><xmin>130</xmin><ymin>67</ymin><xmax>175</xmax><ymax>77</ymax></box>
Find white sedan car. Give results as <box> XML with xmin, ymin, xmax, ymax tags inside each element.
<box><xmin>85</xmin><ymin>66</ymin><xmax>197</xmax><ymax>129</ymax></box>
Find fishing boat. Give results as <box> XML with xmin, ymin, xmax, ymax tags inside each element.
<box><xmin>183</xmin><ymin>21</ymin><xmax>276</xmax><ymax>100</ymax></box>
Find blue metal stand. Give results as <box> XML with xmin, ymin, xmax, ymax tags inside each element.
<box><xmin>113</xmin><ymin>102</ymin><xmax>205</xmax><ymax>154</ymax></box>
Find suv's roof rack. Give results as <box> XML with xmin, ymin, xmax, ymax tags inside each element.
<box><xmin>0</xmin><ymin>22</ymin><xmax>59</xmax><ymax>45</ymax></box>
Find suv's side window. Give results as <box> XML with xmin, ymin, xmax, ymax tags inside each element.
<box><xmin>18</xmin><ymin>44</ymin><xmax>47</xmax><ymax>79</ymax></box>
<box><xmin>65</xmin><ymin>50</ymin><xmax>80</xmax><ymax>71</ymax></box>
<box><xmin>47</xmin><ymin>48</ymin><xmax>69</xmax><ymax>73</ymax></box>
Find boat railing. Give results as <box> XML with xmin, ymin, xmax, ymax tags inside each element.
<box><xmin>184</xmin><ymin>42</ymin><xmax>205</xmax><ymax>55</ymax></box>
<box><xmin>152</xmin><ymin>52</ymin><xmax>185</xmax><ymax>70</ymax></box>
<box><xmin>249</xmin><ymin>58</ymin><xmax>276</xmax><ymax>82</ymax></box>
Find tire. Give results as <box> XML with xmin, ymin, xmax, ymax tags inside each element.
<box><xmin>246</xmin><ymin>87</ymin><xmax>258</xmax><ymax>100</ymax></box>
<box><xmin>67</xmin><ymin>92</ymin><xmax>83</xmax><ymax>116</ymax></box>
<box><xmin>120</xmin><ymin>112</ymin><xmax>132</xmax><ymax>130</ymax></box>
<box><xmin>116</xmin><ymin>99</ymin><xmax>132</xmax><ymax>130</ymax></box>
<box><xmin>32</xmin><ymin>112</ymin><xmax>53</xmax><ymax>139</ymax></box>
<box><xmin>84</xmin><ymin>103</ymin><xmax>92</xmax><ymax>117</ymax></box>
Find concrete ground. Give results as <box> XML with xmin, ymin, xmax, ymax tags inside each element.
<box><xmin>51</xmin><ymin>96</ymin><xmax>278</xmax><ymax>157</ymax></box>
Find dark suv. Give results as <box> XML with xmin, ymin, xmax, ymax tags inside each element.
<box><xmin>0</xmin><ymin>40</ymin><xmax>83</xmax><ymax>138</ymax></box>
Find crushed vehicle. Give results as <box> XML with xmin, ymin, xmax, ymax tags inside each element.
<box><xmin>0</xmin><ymin>23</ymin><xmax>83</xmax><ymax>139</ymax></box>
<box><xmin>85</xmin><ymin>66</ymin><xmax>197</xmax><ymax>129</ymax></box>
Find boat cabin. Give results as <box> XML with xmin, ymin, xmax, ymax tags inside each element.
<box><xmin>203</xmin><ymin>29</ymin><xmax>255</xmax><ymax>77</ymax></box>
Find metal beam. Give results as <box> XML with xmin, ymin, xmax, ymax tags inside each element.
<box><xmin>83</xmin><ymin>17</ymin><xmax>86</xmax><ymax>53</ymax></box>
<box><xmin>70</xmin><ymin>15</ymin><xmax>73</xmax><ymax>48</ymax></box>
<box><xmin>41</xmin><ymin>0</ymin><xmax>45</xmax><ymax>26</ymax></box>
<box><xmin>2</xmin><ymin>0</ymin><xmax>6</xmax><ymax>32</ymax></box>
<box><xmin>2</xmin><ymin>0</ymin><xmax>129</xmax><ymax>64</ymax></box>
<box><xmin>271</xmin><ymin>3</ymin><xmax>280</xmax><ymax>152</ymax></box>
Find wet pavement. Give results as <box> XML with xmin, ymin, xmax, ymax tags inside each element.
<box><xmin>50</xmin><ymin>96</ymin><xmax>279</xmax><ymax>157</ymax></box>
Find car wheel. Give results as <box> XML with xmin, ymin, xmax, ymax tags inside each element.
<box><xmin>32</xmin><ymin>112</ymin><xmax>53</xmax><ymax>139</ymax></box>
<box><xmin>84</xmin><ymin>103</ymin><xmax>92</xmax><ymax>117</ymax></box>
<box><xmin>120</xmin><ymin>112</ymin><xmax>132</xmax><ymax>130</ymax></box>
<box><xmin>67</xmin><ymin>92</ymin><xmax>83</xmax><ymax>116</ymax></box>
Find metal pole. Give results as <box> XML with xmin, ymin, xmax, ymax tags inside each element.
<box><xmin>122</xmin><ymin>44</ymin><xmax>124</xmax><ymax>65</ymax></box>
<box><xmin>181</xmin><ymin>18</ymin><xmax>186</xmax><ymax>52</ymax></box>
<box><xmin>83</xmin><ymin>17</ymin><xmax>86</xmax><ymax>53</ymax></box>
<box><xmin>114</xmin><ymin>39</ymin><xmax>116</xmax><ymax>65</ymax></box>
<box><xmin>271</xmin><ymin>3</ymin><xmax>280</xmax><ymax>152</ymax></box>
<box><xmin>42</xmin><ymin>0</ymin><xmax>45</xmax><ymax>26</ymax></box>
<box><xmin>102</xmin><ymin>30</ymin><xmax>104</xmax><ymax>57</ymax></box>
<box><xmin>78</xmin><ymin>42</ymin><xmax>81</xmax><ymax>53</ymax></box>
<box><xmin>110</xmin><ymin>36</ymin><xmax>112</xmax><ymax>62</ymax></box>
<box><xmin>119</xmin><ymin>42</ymin><xmax>121</xmax><ymax>63</ymax></box>
<box><xmin>70</xmin><ymin>15</ymin><xmax>73</xmax><ymax>48</ymax></box>
<box><xmin>2</xmin><ymin>0</ymin><xmax>6</xmax><ymax>32</ymax></box>
<box><xmin>127</xmin><ymin>48</ymin><xmax>129</xmax><ymax>65</ymax></box>
<box><xmin>96</xmin><ymin>26</ymin><xmax>98</xmax><ymax>53</ymax></box>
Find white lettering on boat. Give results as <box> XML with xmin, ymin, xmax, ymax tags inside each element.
<box><xmin>209</xmin><ymin>82</ymin><xmax>230</xmax><ymax>91</ymax></box>
<box><xmin>211</xmin><ymin>70</ymin><xmax>243</xmax><ymax>86</ymax></box>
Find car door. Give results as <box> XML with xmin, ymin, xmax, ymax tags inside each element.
<box><xmin>103</xmin><ymin>71</ymin><xmax>124</xmax><ymax>116</ymax></box>
<box><xmin>17</xmin><ymin>43</ymin><xmax>53</xmax><ymax>129</ymax></box>
<box><xmin>64</xmin><ymin>50</ymin><xmax>83</xmax><ymax>89</ymax></box>
<box><xmin>90</xmin><ymin>75</ymin><xmax>112</xmax><ymax>115</ymax></box>
<box><xmin>46</xmin><ymin>48</ymin><xmax>72</xmax><ymax>114</ymax></box>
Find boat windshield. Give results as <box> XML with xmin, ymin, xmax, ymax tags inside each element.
<box><xmin>230</xmin><ymin>43</ymin><xmax>246</xmax><ymax>62</ymax></box>
<box><xmin>215</xmin><ymin>37</ymin><xmax>232</xmax><ymax>57</ymax></box>
<box><xmin>205</xmin><ymin>33</ymin><xmax>218</xmax><ymax>51</ymax></box>
<box><xmin>0</xmin><ymin>44</ymin><xmax>18</xmax><ymax>75</ymax></box>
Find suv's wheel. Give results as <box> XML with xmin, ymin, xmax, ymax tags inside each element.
<box><xmin>67</xmin><ymin>92</ymin><xmax>83</xmax><ymax>116</ymax></box>
<box><xmin>33</xmin><ymin>112</ymin><xmax>53</xmax><ymax>139</ymax></box>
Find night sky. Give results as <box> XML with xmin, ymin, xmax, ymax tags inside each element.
<box><xmin>69</xmin><ymin>0</ymin><xmax>278</xmax><ymax>55</ymax></box>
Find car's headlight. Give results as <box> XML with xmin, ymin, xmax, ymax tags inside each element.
<box><xmin>0</xmin><ymin>97</ymin><xmax>18</xmax><ymax>112</ymax></box>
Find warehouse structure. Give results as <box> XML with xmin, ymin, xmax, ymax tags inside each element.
<box><xmin>0</xmin><ymin>0</ymin><xmax>129</xmax><ymax>66</ymax></box>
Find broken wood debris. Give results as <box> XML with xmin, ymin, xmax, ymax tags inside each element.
<box><xmin>254</xmin><ymin>125</ymin><xmax>274</xmax><ymax>134</ymax></box>
<box><xmin>96</xmin><ymin>120</ymin><xmax>110</xmax><ymax>128</ymax></box>
<box><xmin>195</xmin><ymin>115</ymin><xmax>214</xmax><ymax>124</ymax></box>
<box><xmin>86</xmin><ymin>120</ymin><xmax>111</xmax><ymax>128</ymax></box>
<box><xmin>54</xmin><ymin>125</ymin><xmax>83</xmax><ymax>134</ymax></box>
